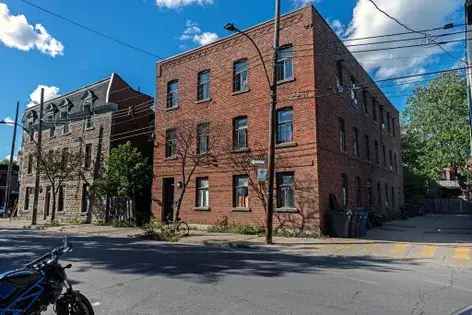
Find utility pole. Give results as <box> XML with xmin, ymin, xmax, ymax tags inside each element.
<box><xmin>265</xmin><ymin>0</ymin><xmax>281</xmax><ymax>245</ymax></box>
<box><xmin>465</xmin><ymin>0</ymin><xmax>472</xmax><ymax>201</ymax></box>
<box><xmin>32</xmin><ymin>88</ymin><xmax>44</xmax><ymax>225</ymax></box>
<box><xmin>465</xmin><ymin>0</ymin><xmax>472</xmax><ymax>157</ymax></box>
<box><xmin>4</xmin><ymin>101</ymin><xmax>19</xmax><ymax>217</ymax></box>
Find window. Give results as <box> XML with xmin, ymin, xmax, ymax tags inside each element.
<box><xmin>167</xmin><ymin>80</ymin><xmax>179</xmax><ymax>108</ymax></box>
<box><xmin>382</xmin><ymin>144</ymin><xmax>386</xmax><ymax>166</ymax></box>
<box><xmin>84</xmin><ymin>104</ymin><xmax>93</xmax><ymax>129</ymax></box>
<box><xmin>48</xmin><ymin>115</ymin><xmax>55</xmax><ymax>137</ymax></box>
<box><xmin>339</xmin><ymin>118</ymin><xmax>346</xmax><ymax>152</ymax></box>
<box><xmin>197</xmin><ymin>123</ymin><xmax>209</xmax><ymax>154</ymax></box>
<box><xmin>61</xmin><ymin>148</ymin><xmax>68</xmax><ymax>166</ymax></box>
<box><xmin>355</xmin><ymin>176</ymin><xmax>362</xmax><ymax>207</ymax></box>
<box><xmin>372</xmin><ymin>97</ymin><xmax>377</xmax><ymax>121</ymax></box>
<box><xmin>341</xmin><ymin>174</ymin><xmax>348</xmax><ymax>208</ymax></box>
<box><xmin>85</xmin><ymin>144</ymin><xmax>92</xmax><ymax>169</ymax></box>
<box><xmin>350</xmin><ymin>76</ymin><xmax>359</xmax><ymax>107</ymax></box>
<box><xmin>389</xmin><ymin>150</ymin><xmax>393</xmax><ymax>171</ymax></box>
<box><xmin>276</xmin><ymin>107</ymin><xmax>293</xmax><ymax>144</ymax></box>
<box><xmin>165</xmin><ymin>129</ymin><xmax>177</xmax><ymax>158</ymax></box>
<box><xmin>24</xmin><ymin>187</ymin><xmax>32</xmax><ymax>210</ymax></box>
<box><xmin>353</xmin><ymin>127</ymin><xmax>359</xmax><ymax>157</ymax></box>
<box><xmin>365</xmin><ymin>135</ymin><xmax>370</xmax><ymax>161</ymax></box>
<box><xmin>394</xmin><ymin>153</ymin><xmax>398</xmax><ymax>174</ymax></box>
<box><xmin>336</xmin><ymin>60</ymin><xmax>344</xmax><ymax>89</ymax></box>
<box><xmin>367</xmin><ymin>179</ymin><xmax>373</xmax><ymax>207</ymax></box>
<box><xmin>61</xmin><ymin>111</ymin><xmax>69</xmax><ymax>134</ymax></box>
<box><xmin>27</xmin><ymin>121</ymin><xmax>34</xmax><ymax>142</ymax></box>
<box><xmin>58</xmin><ymin>185</ymin><xmax>64</xmax><ymax>212</ymax></box>
<box><xmin>196</xmin><ymin>177</ymin><xmax>209</xmax><ymax>208</ymax></box>
<box><xmin>277</xmin><ymin>172</ymin><xmax>295</xmax><ymax>209</ymax></box>
<box><xmin>391</xmin><ymin>186</ymin><xmax>395</xmax><ymax>208</ymax></box>
<box><xmin>362</xmin><ymin>90</ymin><xmax>369</xmax><ymax>113</ymax></box>
<box><xmin>233</xmin><ymin>175</ymin><xmax>249</xmax><ymax>208</ymax></box>
<box><xmin>233</xmin><ymin>59</ymin><xmax>248</xmax><ymax>92</ymax></box>
<box><xmin>276</xmin><ymin>46</ymin><xmax>294</xmax><ymax>82</ymax></box>
<box><xmin>392</xmin><ymin>117</ymin><xmax>397</xmax><ymax>137</ymax></box>
<box><xmin>374</xmin><ymin>140</ymin><xmax>380</xmax><ymax>165</ymax></box>
<box><xmin>81</xmin><ymin>184</ymin><xmax>89</xmax><ymax>213</ymax></box>
<box><xmin>385</xmin><ymin>183</ymin><xmax>389</xmax><ymax>207</ymax></box>
<box><xmin>380</xmin><ymin>105</ymin><xmax>385</xmax><ymax>129</ymax></box>
<box><xmin>233</xmin><ymin>116</ymin><xmax>248</xmax><ymax>150</ymax></box>
<box><xmin>27</xmin><ymin>154</ymin><xmax>33</xmax><ymax>174</ymax></box>
<box><xmin>377</xmin><ymin>182</ymin><xmax>382</xmax><ymax>207</ymax></box>
<box><xmin>386</xmin><ymin>111</ymin><xmax>391</xmax><ymax>133</ymax></box>
<box><xmin>197</xmin><ymin>70</ymin><xmax>210</xmax><ymax>101</ymax></box>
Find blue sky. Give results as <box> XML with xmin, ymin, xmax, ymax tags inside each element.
<box><xmin>0</xmin><ymin>0</ymin><xmax>465</xmax><ymax>159</ymax></box>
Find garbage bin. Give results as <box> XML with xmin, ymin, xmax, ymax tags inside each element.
<box><xmin>349</xmin><ymin>210</ymin><xmax>359</xmax><ymax>238</ymax></box>
<box><xmin>330</xmin><ymin>210</ymin><xmax>352</xmax><ymax>237</ymax></box>
<box><xmin>358</xmin><ymin>208</ymin><xmax>369</xmax><ymax>237</ymax></box>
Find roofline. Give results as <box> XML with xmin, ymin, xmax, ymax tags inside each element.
<box><xmin>157</xmin><ymin>4</ymin><xmax>311</xmax><ymax>65</ymax></box>
<box><xmin>25</xmin><ymin>75</ymin><xmax>113</xmax><ymax>112</ymax></box>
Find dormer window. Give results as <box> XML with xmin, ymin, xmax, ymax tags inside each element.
<box><xmin>84</xmin><ymin>104</ymin><xmax>94</xmax><ymax>129</ymax></box>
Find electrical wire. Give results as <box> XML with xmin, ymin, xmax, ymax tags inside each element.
<box><xmin>364</xmin><ymin>0</ymin><xmax>465</xmax><ymax>64</ymax></box>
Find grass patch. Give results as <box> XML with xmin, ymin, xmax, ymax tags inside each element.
<box><xmin>207</xmin><ymin>222</ymin><xmax>264</xmax><ymax>235</ymax></box>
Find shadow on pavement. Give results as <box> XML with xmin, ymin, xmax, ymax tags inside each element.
<box><xmin>1</xmin><ymin>228</ymin><xmax>421</xmax><ymax>284</ymax></box>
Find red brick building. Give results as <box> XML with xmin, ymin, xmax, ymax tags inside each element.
<box><xmin>152</xmin><ymin>5</ymin><xmax>403</xmax><ymax>233</ymax></box>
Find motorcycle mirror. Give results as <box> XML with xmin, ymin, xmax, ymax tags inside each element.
<box><xmin>64</xmin><ymin>264</ymin><xmax>72</xmax><ymax>269</ymax></box>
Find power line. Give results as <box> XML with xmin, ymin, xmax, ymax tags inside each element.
<box><xmin>343</xmin><ymin>23</ymin><xmax>464</xmax><ymax>42</ymax></box>
<box><xmin>17</xmin><ymin>0</ymin><xmax>161</xmax><ymax>59</ymax></box>
<box><xmin>365</xmin><ymin>0</ymin><xmax>465</xmax><ymax>64</ymax></box>
<box><xmin>376</xmin><ymin>66</ymin><xmax>470</xmax><ymax>83</ymax></box>
<box><xmin>345</xmin><ymin>30</ymin><xmax>465</xmax><ymax>48</ymax></box>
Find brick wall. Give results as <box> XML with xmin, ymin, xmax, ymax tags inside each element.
<box><xmin>151</xmin><ymin>5</ymin><xmax>403</xmax><ymax>233</ymax></box>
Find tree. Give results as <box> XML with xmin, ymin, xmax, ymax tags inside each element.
<box><xmin>93</xmin><ymin>142</ymin><xmax>151</xmax><ymax>224</ymax></box>
<box><xmin>158</xmin><ymin>118</ymin><xmax>221</xmax><ymax>222</ymax></box>
<box><xmin>402</xmin><ymin>72</ymin><xmax>468</xmax><ymax>184</ymax></box>
<box><xmin>37</xmin><ymin>149</ymin><xmax>83</xmax><ymax>222</ymax></box>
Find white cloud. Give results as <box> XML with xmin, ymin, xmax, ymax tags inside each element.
<box><xmin>293</xmin><ymin>0</ymin><xmax>320</xmax><ymax>7</ymax></box>
<box><xmin>4</xmin><ymin>154</ymin><xmax>17</xmax><ymax>162</ymax></box>
<box><xmin>0</xmin><ymin>2</ymin><xmax>64</xmax><ymax>57</ymax></box>
<box><xmin>344</xmin><ymin>0</ymin><xmax>462</xmax><ymax>79</ymax></box>
<box><xmin>328</xmin><ymin>19</ymin><xmax>346</xmax><ymax>38</ymax></box>
<box><xmin>156</xmin><ymin>0</ymin><xmax>213</xmax><ymax>9</ymax></box>
<box><xmin>27</xmin><ymin>85</ymin><xmax>60</xmax><ymax>108</ymax></box>
<box><xmin>3</xmin><ymin>116</ymin><xmax>14</xmax><ymax>124</ymax></box>
<box><xmin>180</xmin><ymin>20</ymin><xmax>219</xmax><ymax>46</ymax></box>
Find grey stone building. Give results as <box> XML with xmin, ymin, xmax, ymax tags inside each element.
<box><xmin>17</xmin><ymin>73</ymin><xmax>153</xmax><ymax>223</ymax></box>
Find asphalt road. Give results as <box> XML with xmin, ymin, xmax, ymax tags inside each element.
<box><xmin>1</xmin><ymin>219</ymin><xmax>472</xmax><ymax>315</ymax></box>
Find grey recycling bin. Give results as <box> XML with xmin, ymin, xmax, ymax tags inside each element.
<box><xmin>330</xmin><ymin>210</ymin><xmax>352</xmax><ymax>238</ymax></box>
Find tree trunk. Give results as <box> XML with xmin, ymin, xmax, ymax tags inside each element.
<box><xmin>51</xmin><ymin>191</ymin><xmax>57</xmax><ymax>223</ymax></box>
<box><xmin>174</xmin><ymin>187</ymin><xmax>185</xmax><ymax>222</ymax></box>
<box><xmin>105</xmin><ymin>195</ymin><xmax>110</xmax><ymax>224</ymax></box>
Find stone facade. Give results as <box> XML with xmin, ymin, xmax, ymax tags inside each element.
<box><xmin>17</xmin><ymin>73</ymin><xmax>153</xmax><ymax>223</ymax></box>
<box><xmin>151</xmin><ymin>5</ymin><xmax>403</xmax><ymax>234</ymax></box>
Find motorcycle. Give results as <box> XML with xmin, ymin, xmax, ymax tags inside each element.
<box><xmin>0</xmin><ymin>237</ymin><xmax>94</xmax><ymax>315</ymax></box>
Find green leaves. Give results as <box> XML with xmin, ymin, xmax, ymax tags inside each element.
<box><xmin>94</xmin><ymin>142</ymin><xmax>151</xmax><ymax>199</ymax></box>
<box><xmin>402</xmin><ymin>72</ymin><xmax>468</xmax><ymax>183</ymax></box>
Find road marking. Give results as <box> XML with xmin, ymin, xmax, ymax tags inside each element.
<box><xmin>391</xmin><ymin>243</ymin><xmax>409</xmax><ymax>256</ymax></box>
<box><xmin>419</xmin><ymin>245</ymin><xmax>437</xmax><ymax>258</ymax></box>
<box><xmin>453</xmin><ymin>247</ymin><xmax>471</xmax><ymax>261</ymax></box>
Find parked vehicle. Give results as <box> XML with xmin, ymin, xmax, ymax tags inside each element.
<box><xmin>0</xmin><ymin>207</ymin><xmax>6</xmax><ymax>218</ymax></box>
<box><xmin>0</xmin><ymin>237</ymin><xmax>94</xmax><ymax>314</ymax></box>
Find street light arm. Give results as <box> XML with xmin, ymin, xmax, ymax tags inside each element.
<box><xmin>239</xmin><ymin>31</ymin><xmax>272</xmax><ymax>89</ymax></box>
<box><xmin>225</xmin><ymin>24</ymin><xmax>272</xmax><ymax>89</ymax></box>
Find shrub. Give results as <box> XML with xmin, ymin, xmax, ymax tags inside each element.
<box><xmin>207</xmin><ymin>219</ymin><xmax>264</xmax><ymax>235</ymax></box>
<box><xmin>142</xmin><ymin>219</ymin><xmax>180</xmax><ymax>242</ymax></box>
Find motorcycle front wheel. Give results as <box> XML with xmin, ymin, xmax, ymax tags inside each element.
<box><xmin>55</xmin><ymin>291</ymin><xmax>94</xmax><ymax>315</ymax></box>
